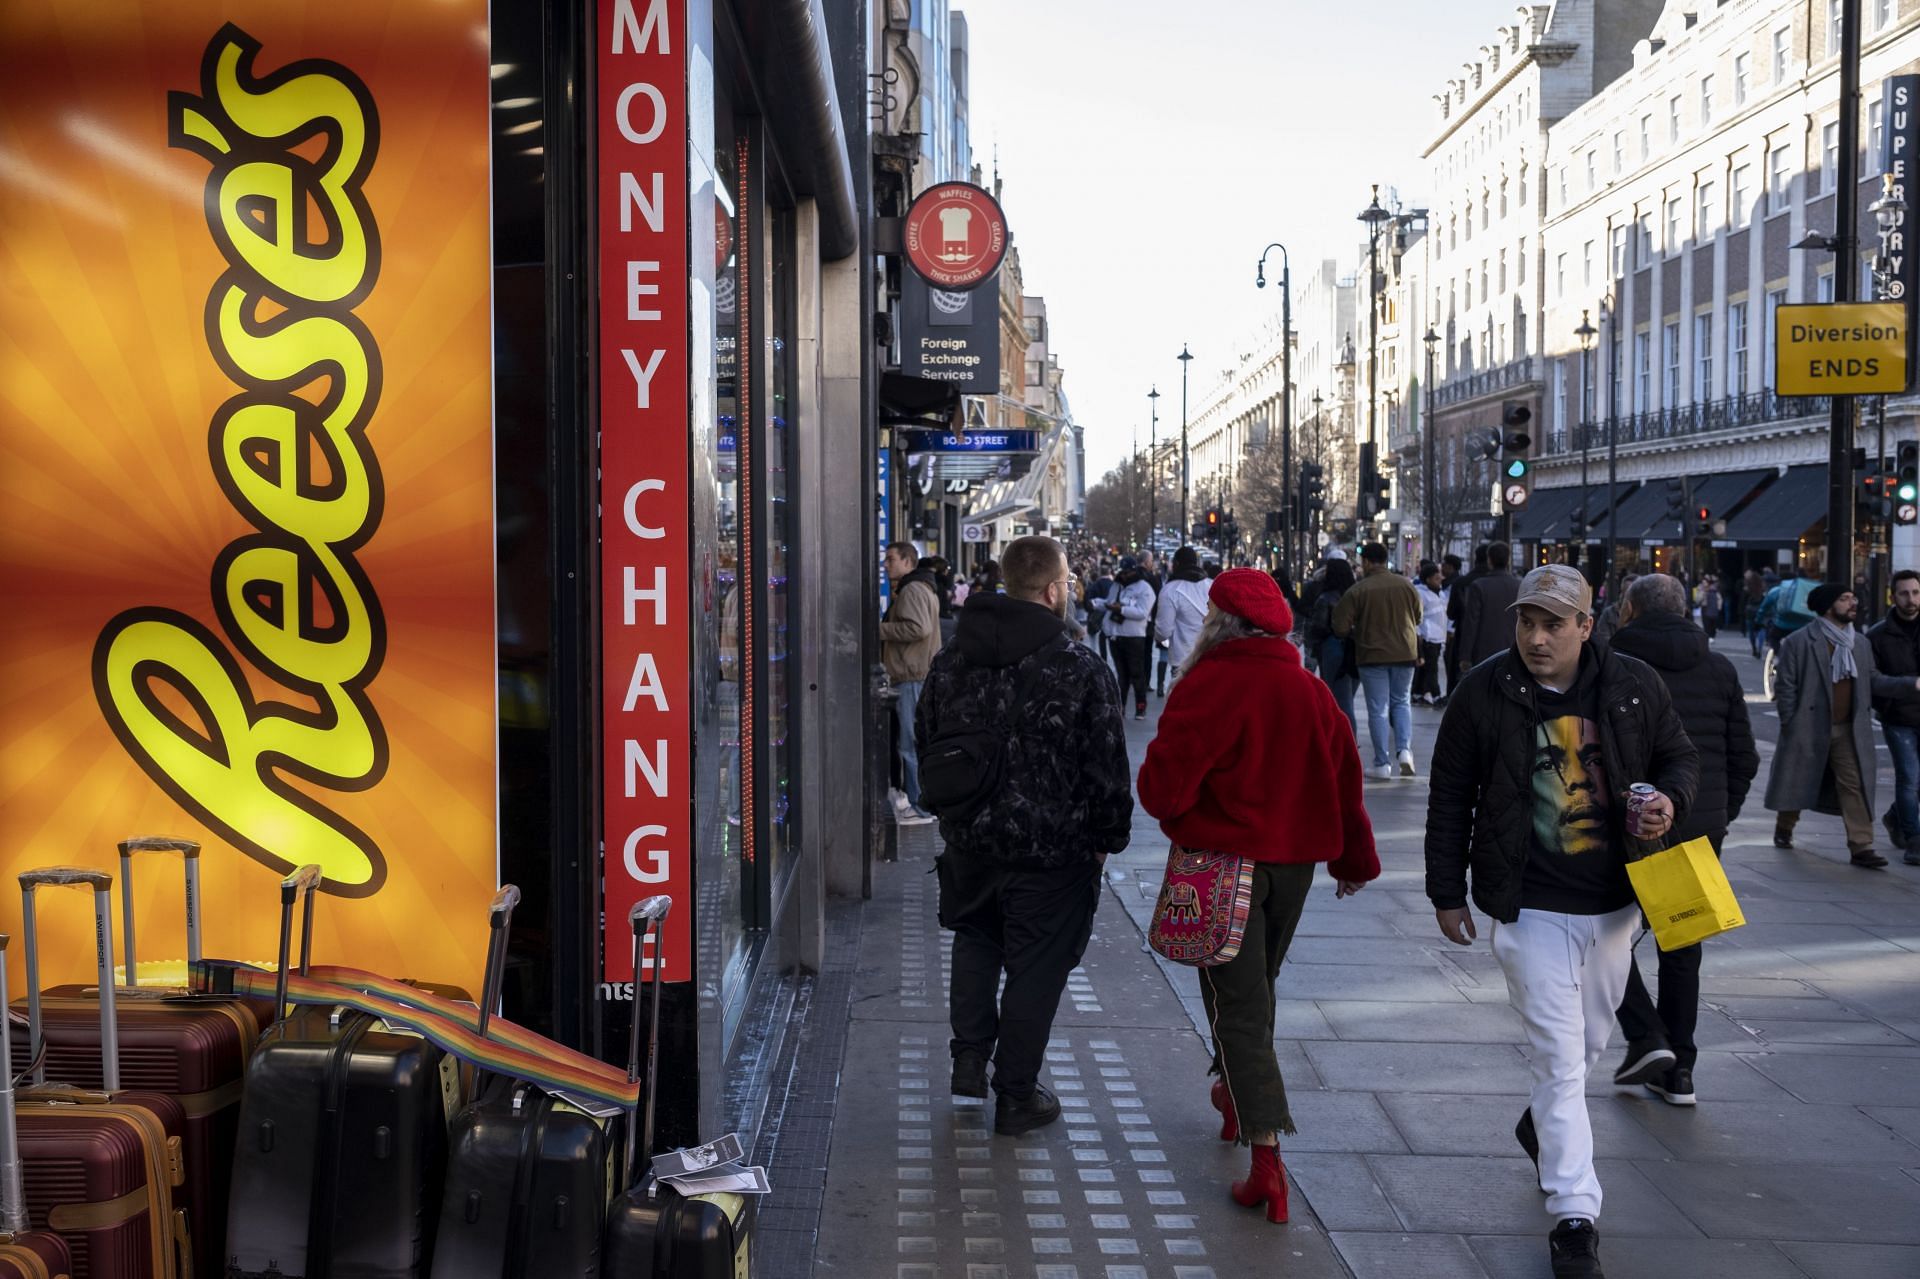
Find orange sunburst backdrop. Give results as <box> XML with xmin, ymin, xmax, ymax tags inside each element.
<box><xmin>0</xmin><ymin>2</ymin><xmax>497</xmax><ymax>989</ymax></box>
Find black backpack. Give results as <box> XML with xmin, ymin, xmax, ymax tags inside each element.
<box><xmin>919</xmin><ymin>637</ymin><xmax>1068</xmax><ymax>823</ymax></box>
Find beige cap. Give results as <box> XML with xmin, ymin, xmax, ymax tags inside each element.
<box><xmin>1511</xmin><ymin>564</ymin><xmax>1593</xmax><ymax>618</ymax></box>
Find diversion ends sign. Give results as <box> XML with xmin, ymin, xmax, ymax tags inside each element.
<box><xmin>1774</xmin><ymin>302</ymin><xmax>1910</xmax><ymax>396</ymax></box>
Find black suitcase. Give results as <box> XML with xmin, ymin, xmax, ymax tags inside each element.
<box><xmin>224</xmin><ymin>866</ymin><xmax>454</xmax><ymax>1279</ymax></box>
<box><xmin>429</xmin><ymin>886</ymin><xmax>609</xmax><ymax>1279</ymax></box>
<box><xmin>602</xmin><ymin>898</ymin><xmax>755</xmax><ymax>1277</ymax></box>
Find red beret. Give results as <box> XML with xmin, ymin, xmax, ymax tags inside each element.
<box><xmin>1208</xmin><ymin>567</ymin><xmax>1293</xmax><ymax>636</ymax></box>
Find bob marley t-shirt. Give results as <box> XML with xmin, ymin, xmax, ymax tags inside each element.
<box><xmin>1523</xmin><ymin>657</ymin><xmax>1635</xmax><ymax>915</ymax></box>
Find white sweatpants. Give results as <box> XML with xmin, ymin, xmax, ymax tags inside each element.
<box><xmin>1490</xmin><ymin>903</ymin><xmax>1638</xmax><ymax>1224</ymax></box>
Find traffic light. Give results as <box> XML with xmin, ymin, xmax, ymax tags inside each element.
<box><xmin>1300</xmin><ymin>462</ymin><xmax>1326</xmax><ymax>513</ymax></box>
<box><xmin>1358</xmin><ymin>441</ymin><xmax>1379</xmax><ymax>518</ymax></box>
<box><xmin>1898</xmin><ymin>442</ymin><xmax>1919</xmax><ymax>525</ymax></box>
<box><xmin>1264</xmin><ymin>510</ymin><xmax>1281</xmax><ymax>535</ymax></box>
<box><xmin>1863</xmin><ymin>470</ymin><xmax>1896</xmax><ymax>521</ymax></box>
<box><xmin>1205</xmin><ymin>507</ymin><xmax>1221</xmax><ymax>529</ymax></box>
<box><xmin>1569</xmin><ymin>504</ymin><xmax>1587</xmax><ymax>538</ymax></box>
<box><xmin>1498</xmin><ymin>401</ymin><xmax>1533</xmax><ymax>511</ymax></box>
<box><xmin>1694</xmin><ymin>505</ymin><xmax>1713</xmax><ymax>538</ymax></box>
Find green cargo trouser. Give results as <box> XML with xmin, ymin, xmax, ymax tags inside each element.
<box><xmin>1197</xmin><ymin>861</ymin><xmax>1315</xmax><ymax>1141</ymax></box>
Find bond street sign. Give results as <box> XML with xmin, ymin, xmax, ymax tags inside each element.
<box><xmin>1774</xmin><ymin>302</ymin><xmax>1910</xmax><ymax>395</ymax></box>
<box><xmin>900</xmin><ymin>429</ymin><xmax>1038</xmax><ymax>453</ymax></box>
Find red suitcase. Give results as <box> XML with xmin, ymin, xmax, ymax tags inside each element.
<box><xmin>15</xmin><ymin>869</ymin><xmax>187</xmax><ymax>1279</ymax></box>
<box><xmin>13</xmin><ymin>841</ymin><xmax>254</xmax><ymax>1279</ymax></box>
<box><xmin>0</xmin><ymin>937</ymin><xmax>71</xmax><ymax>1279</ymax></box>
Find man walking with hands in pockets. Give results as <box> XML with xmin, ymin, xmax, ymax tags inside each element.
<box><xmin>1424</xmin><ymin>565</ymin><xmax>1697</xmax><ymax>1279</ymax></box>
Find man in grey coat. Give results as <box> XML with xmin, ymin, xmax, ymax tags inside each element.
<box><xmin>1766</xmin><ymin>582</ymin><xmax>1920</xmax><ymax>869</ymax></box>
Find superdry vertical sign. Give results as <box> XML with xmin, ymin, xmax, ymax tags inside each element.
<box><xmin>599</xmin><ymin>0</ymin><xmax>691</xmax><ymax>984</ymax></box>
<box><xmin>1883</xmin><ymin>75</ymin><xmax>1920</xmax><ymax>371</ymax></box>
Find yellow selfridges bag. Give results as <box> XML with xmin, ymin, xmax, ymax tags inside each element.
<box><xmin>1626</xmin><ymin>835</ymin><xmax>1745</xmax><ymax>951</ymax></box>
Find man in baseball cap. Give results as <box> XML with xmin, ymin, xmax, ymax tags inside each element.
<box><xmin>1424</xmin><ymin>558</ymin><xmax>1698</xmax><ymax>1279</ymax></box>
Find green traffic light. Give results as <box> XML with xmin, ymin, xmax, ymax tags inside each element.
<box><xmin>1900</xmin><ymin>481</ymin><xmax>1918</xmax><ymax>502</ymax></box>
<box><xmin>1506</xmin><ymin>460</ymin><xmax>1528</xmax><ymax>479</ymax></box>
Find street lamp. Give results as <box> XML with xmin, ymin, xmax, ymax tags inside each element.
<box><xmin>1574</xmin><ymin>309</ymin><xmax>1597</xmax><ymax>575</ymax></box>
<box><xmin>1178</xmin><ymin>345</ymin><xmax>1194</xmax><ymax>544</ymax></box>
<box><xmin>1357</xmin><ymin>185</ymin><xmax>1394</xmax><ymax>524</ymax></box>
<box><xmin>1422</xmin><ymin>326</ymin><xmax>1439</xmax><ymax>560</ymax></box>
<box><xmin>1147</xmin><ymin>385</ymin><xmax>1160</xmax><ymax>551</ymax></box>
<box><xmin>1257</xmin><ymin>243</ymin><xmax>1295</xmax><ymax>576</ymax></box>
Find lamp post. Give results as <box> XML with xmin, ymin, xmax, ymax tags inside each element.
<box><xmin>1599</xmin><ymin>297</ymin><xmax>1620</xmax><ymax>589</ymax></box>
<box><xmin>1422</xmin><ymin>327</ymin><xmax>1439</xmax><ymax>559</ymax></box>
<box><xmin>1257</xmin><ymin>243</ymin><xmax>1295</xmax><ymax>577</ymax></box>
<box><xmin>1178</xmin><ymin>345</ymin><xmax>1194</xmax><ymax>545</ymax></box>
<box><xmin>1129</xmin><ymin>420</ymin><xmax>1138</xmax><ymax>550</ymax></box>
<box><xmin>1574</xmin><ymin>309</ymin><xmax>1597</xmax><ymax>577</ymax></box>
<box><xmin>1148</xmin><ymin>385</ymin><xmax>1160</xmax><ymax>551</ymax></box>
<box><xmin>1357</xmin><ymin>186</ymin><xmax>1394</xmax><ymax>525</ymax></box>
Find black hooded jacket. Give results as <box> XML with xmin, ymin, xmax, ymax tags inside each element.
<box><xmin>1609</xmin><ymin>612</ymin><xmax>1758</xmax><ymax>840</ymax></box>
<box><xmin>1868</xmin><ymin>611</ymin><xmax>1920</xmax><ymax>728</ymax></box>
<box><xmin>915</xmin><ymin>593</ymin><xmax>1134</xmax><ymax>868</ymax></box>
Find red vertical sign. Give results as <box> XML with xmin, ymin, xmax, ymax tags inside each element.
<box><xmin>598</xmin><ymin>0</ymin><xmax>690</xmax><ymax>983</ymax></box>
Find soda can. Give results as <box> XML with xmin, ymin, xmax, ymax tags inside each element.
<box><xmin>1626</xmin><ymin>783</ymin><xmax>1657</xmax><ymax>837</ymax></box>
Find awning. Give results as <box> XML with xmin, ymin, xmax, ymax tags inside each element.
<box><xmin>1521</xmin><ymin>484</ymin><xmax>1617</xmax><ymax>541</ymax></box>
<box><xmin>1510</xmin><ymin>485</ymin><xmax>1585</xmax><ymax>540</ymax></box>
<box><xmin>1719</xmin><ymin>465</ymin><xmax>1828</xmax><ymax>548</ymax></box>
<box><xmin>1593</xmin><ymin>481</ymin><xmax>1666</xmax><ymax>544</ymax></box>
<box><xmin>1634</xmin><ymin>468</ymin><xmax>1775</xmax><ymax>545</ymax></box>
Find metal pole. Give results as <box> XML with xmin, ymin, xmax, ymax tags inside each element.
<box><xmin>1424</xmin><ymin>341</ymin><xmax>1436</xmax><ymax>558</ymax></box>
<box><xmin>1605</xmin><ymin>299</ymin><xmax>1620</xmax><ymax>589</ymax></box>
<box><xmin>1367</xmin><ymin>231</ymin><xmax>1380</xmax><ymax>480</ymax></box>
<box><xmin>1148</xmin><ymin>386</ymin><xmax>1159</xmax><ymax>550</ymax></box>
<box><xmin>1830</xmin><ymin>0</ymin><xmax>1864</xmax><ymax>585</ymax></box>
<box><xmin>1179</xmin><ymin>346</ymin><xmax>1193</xmax><ymax>543</ymax></box>
<box><xmin>1130</xmin><ymin>421</ymin><xmax>1137</xmax><ymax>549</ymax></box>
<box><xmin>1580</xmin><ymin>326</ymin><xmax>1593</xmax><ymax>576</ymax></box>
<box><xmin>1281</xmin><ymin>255</ymin><xmax>1294</xmax><ymax>578</ymax></box>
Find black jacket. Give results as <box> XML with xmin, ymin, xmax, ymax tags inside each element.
<box><xmin>1425</xmin><ymin>645</ymin><xmax>1700</xmax><ymax>923</ymax></box>
<box><xmin>1609</xmin><ymin>613</ymin><xmax>1758</xmax><ymax>839</ymax></box>
<box><xmin>916</xmin><ymin>593</ymin><xmax>1134</xmax><ymax>868</ymax></box>
<box><xmin>1455</xmin><ymin>570</ymin><xmax>1520</xmax><ymax>669</ymax></box>
<box><xmin>1869</xmin><ymin>612</ymin><xmax>1920</xmax><ymax>728</ymax></box>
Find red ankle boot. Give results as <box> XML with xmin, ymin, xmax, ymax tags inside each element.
<box><xmin>1209</xmin><ymin>1079</ymin><xmax>1239</xmax><ymax>1143</ymax></box>
<box><xmin>1230</xmin><ymin>1143</ymin><xmax>1289</xmax><ymax>1223</ymax></box>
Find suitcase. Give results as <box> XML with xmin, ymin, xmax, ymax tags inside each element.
<box><xmin>429</xmin><ymin>886</ymin><xmax>608</xmax><ymax>1279</ymax></box>
<box><xmin>15</xmin><ymin>840</ymin><xmax>256</xmax><ymax>1279</ymax></box>
<box><xmin>224</xmin><ymin>865</ymin><xmax>454</xmax><ymax>1279</ymax></box>
<box><xmin>0</xmin><ymin>938</ymin><xmax>72</xmax><ymax>1279</ymax></box>
<box><xmin>14</xmin><ymin>870</ymin><xmax>187</xmax><ymax>1279</ymax></box>
<box><xmin>602</xmin><ymin>898</ymin><xmax>755</xmax><ymax>1278</ymax></box>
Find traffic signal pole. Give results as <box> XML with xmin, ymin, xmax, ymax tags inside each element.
<box><xmin>1829</xmin><ymin>0</ymin><xmax>1863</xmax><ymax>585</ymax></box>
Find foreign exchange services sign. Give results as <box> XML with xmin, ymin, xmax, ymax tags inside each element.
<box><xmin>1773</xmin><ymin>302</ymin><xmax>1910</xmax><ymax>396</ymax></box>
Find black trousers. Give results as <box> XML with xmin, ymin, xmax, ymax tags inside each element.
<box><xmin>1412</xmin><ymin>640</ymin><xmax>1444</xmax><ymax>700</ymax></box>
<box><xmin>1110</xmin><ymin>636</ymin><xmax>1150</xmax><ymax>708</ymax></box>
<box><xmin>1615</xmin><ymin>831</ymin><xmax>1720</xmax><ymax>1070</ymax></box>
<box><xmin>1198</xmin><ymin>862</ymin><xmax>1314</xmax><ymax>1139</ymax></box>
<box><xmin>938</xmin><ymin>853</ymin><xmax>1100</xmax><ymax>1099</ymax></box>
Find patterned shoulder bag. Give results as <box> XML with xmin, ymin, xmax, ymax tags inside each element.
<box><xmin>1147</xmin><ymin>844</ymin><xmax>1255</xmax><ymax>966</ymax></box>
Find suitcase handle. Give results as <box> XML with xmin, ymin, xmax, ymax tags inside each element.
<box><xmin>624</xmin><ymin>896</ymin><xmax>671</xmax><ymax>1192</ymax></box>
<box><xmin>19</xmin><ymin>868</ymin><xmax>121</xmax><ymax>1092</ymax></box>
<box><xmin>273</xmin><ymin>865</ymin><xmax>323</xmax><ymax>1024</ymax></box>
<box><xmin>0</xmin><ymin>933</ymin><xmax>25</xmax><ymax>1236</ymax></box>
<box><xmin>116</xmin><ymin>836</ymin><xmax>204</xmax><ymax>988</ymax></box>
<box><xmin>476</xmin><ymin>885</ymin><xmax>521</xmax><ymax>1038</ymax></box>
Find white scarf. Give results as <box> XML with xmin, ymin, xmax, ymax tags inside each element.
<box><xmin>1815</xmin><ymin>616</ymin><xmax>1859</xmax><ymax>684</ymax></box>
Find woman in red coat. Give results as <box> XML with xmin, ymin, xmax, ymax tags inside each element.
<box><xmin>1138</xmin><ymin>568</ymin><xmax>1380</xmax><ymax>1223</ymax></box>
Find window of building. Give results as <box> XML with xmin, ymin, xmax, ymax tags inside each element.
<box><xmin>1669</xmin><ymin>94</ymin><xmax>1683</xmax><ymax>144</ymax></box>
<box><xmin>1558</xmin><ymin>165</ymin><xmax>1568</xmax><ymax>206</ymax></box>
<box><xmin>1586</xmin><ymin>149</ymin><xmax>1597</xmax><ymax>192</ymax></box>
<box><xmin>1666</xmin><ymin>195</ymin><xmax>1683</xmax><ymax>253</ymax></box>
<box><xmin>1634</xmin><ymin>331</ymin><xmax>1652</xmax><ymax>411</ymax></box>
<box><xmin>1556</xmin><ymin>251</ymin><xmax>1567</xmax><ymax>297</ymax></box>
<box><xmin>1464</xmin><ymin>199</ymin><xmax>1474</xmax><ymax>241</ymax></box>
<box><xmin>1734</xmin><ymin>53</ymin><xmax>1751</xmax><ymax>108</ymax></box>
<box><xmin>1553</xmin><ymin>358</ymin><xmax>1568</xmax><ymax>437</ymax></box>
<box><xmin>1517</xmin><ymin>236</ymin><xmax>1527</xmax><ymax>284</ymax></box>
<box><xmin>1663</xmin><ymin>321</ymin><xmax>1681</xmax><ymax>409</ymax></box>
<box><xmin>1498</xmin><ymin>248</ymin><xmax>1508</xmax><ymax>293</ymax></box>
<box><xmin>1829</xmin><ymin>0</ymin><xmax>1844</xmax><ymax>57</ymax></box>
<box><xmin>1694</xmin><ymin>313</ymin><xmax>1714</xmax><ymax>402</ymax></box>
<box><xmin>1730</xmin><ymin>163</ymin><xmax>1752</xmax><ymax>229</ymax></box>
<box><xmin>1874</xmin><ymin>0</ymin><xmax>1894</xmax><ymax>31</ymax></box>
<box><xmin>1636</xmin><ymin>212</ymin><xmax>1654</xmax><ymax>265</ymax></box>
<box><xmin>1697</xmin><ymin>178</ymin><xmax>1718</xmax><ymax>238</ymax></box>
<box><xmin>1482</xmin><ymin>190</ymin><xmax>1491</xmax><ymax>230</ymax></box>
<box><xmin>1481</xmin><ymin>258</ymin><xmax>1490</xmax><ymax>299</ymax></box>
<box><xmin>1584</xmin><ymin>239</ymin><xmax>1595</xmax><ymax>287</ymax></box>
<box><xmin>1611</xmin><ymin>326</ymin><xmax>1624</xmax><ymax>416</ymax></box>
<box><xmin>1728</xmin><ymin>300</ymin><xmax>1750</xmax><ymax>394</ymax></box>
<box><xmin>1870</xmin><ymin>98</ymin><xmax>1886</xmax><ymax>175</ymax></box>
<box><xmin>1640</xmin><ymin>113</ymin><xmax>1653</xmax><ymax>162</ymax></box>
<box><xmin>1518</xmin><ymin>165</ymin><xmax>1528</xmax><ymax>207</ymax></box>
<box><xmin>1613</xmin><ymin>130</ymin><xmax>1626</xmax><ymax>176</ymax></box>
<box><xmin>1764</xmin><ymin>287</ymin><xmax>1787</xmax><ymax>384</ymax></box>
<box><xmin>1817</xmin><ymin>270</ymin><xmax>1835</xmax><ymax>302</ymax></box>
<box><xmin>1773</xmin><ymin>26</ymin><xmax>1792</xmax><ymax>83</ymax></box>
<box><xmin>1700</xmin><ymin>76</ymin><xmax>1715</xmax><ymax>128</ymax></box>
<box><xmin>1768</xmin><ymin>144</ymin><xmax>1792</xmax><ymax>215</ymax></box>
<box><xmin>1823</xmin><ymin>120</ymin><xmax>1840</xmax><ymax>192</ymax></box>
<box><xmin>1610</xmin><ymin>224</ymin><xmax>1627</xmax><ymax>276</ymax></box>
<box><xmin>1499</xmin><ymin>178</ymin><xmax>1509</xmax><ymax>218</ymax></box>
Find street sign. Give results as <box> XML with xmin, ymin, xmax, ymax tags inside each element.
<box><xmin>1503</xmin><ymin>483</ymin><xmax>1530</xmax><ymax>510</ymax></box>
<box><xmin>1774</xmin><ymin>302</ymin><xmax>1910</xmax><ymax>395</ymax></box>
<box><xmin>961</xmin><ymin>523</ymin><xmax>988</xmax><ymax>542</ymax></box>
<box><xmin>900</xmin><ymin>429</ymin><xmax>1037</xmax><ymax>453</ymax></box>
<box><xmin>903</xmin><ymin>181</ymin><xmax>1008</xmax><ymax>290</ymax></box>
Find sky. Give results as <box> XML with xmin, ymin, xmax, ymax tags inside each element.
<box><xmin>953</xmin><ymin>0</ymin><xmax>1523</xmax><ymax>476</ymax></box>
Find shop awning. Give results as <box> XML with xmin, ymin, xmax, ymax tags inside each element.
<box><xmin>1520</xmin><ymin>484</ymin><xmax>1616</xmax><ymax>541</ymax></box>
<box><xmin>1593</xmin><ymin>481</ymin><xmax>1666</xmax><ymax>543</ymax></box>
<box><xmin>1719</xmin><ymin>464</ymin><xmax>1829</xmax><ymax>548</ymax></box>
<box><xmin>1510</xmin><ymin>485</ymin><xmax>1585</xmax><ymax>540</ymax></box>
<box><xmin>1634</xmin><ymin>468</ymin><xmax>1775</xmax><ymax>544</ymax></box>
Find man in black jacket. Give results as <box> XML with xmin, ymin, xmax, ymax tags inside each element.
<box><xmin>1455</xmin><ymin>541</ymin><xmax>1521</xmax><ymax>674</ymax></box>
<box><xmin>1869</xmin><ymin>569</ymin><xmax>1920</xmax><ymax>866</ymax></box>
<box><xmin>1426</xmin><ymin>565</ymin><xmax>1699</xmax><ymax>1279</ymax></box>
<box><xmin>917</xmin><ymin>535</ymin><xmax>1134</xmax><ymax>1135</ymax></box>
<box><xmin>1607</xmin><ymin>575</ymin><xmax>1759</xmax><ymax>1105</ymax></box>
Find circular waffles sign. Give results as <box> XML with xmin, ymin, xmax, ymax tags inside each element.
<box><xmin>905</xmin><ymin>181</ymin><xmax>1008</xmax><ymax>289</ymax></box>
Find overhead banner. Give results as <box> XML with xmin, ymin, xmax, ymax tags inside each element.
<box><xmin>900</xmin><ymin>270</ymin><xmax>1001</xmax><ymax>395</ymax></box>
<box><xmin>598</xmin><ymin>0</ymin><xmax>692</xmax><ymax>984</ymax></box>
<box><xmin>0</xmin><ymin>4</ymin><xmax>498</xmax><ymax>983</ymax></box>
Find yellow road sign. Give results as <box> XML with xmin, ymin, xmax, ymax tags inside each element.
<box><xmin>1774</xmin><ymin>302</ymin><xmax>1909</xmax><ymax>395</ymax></box>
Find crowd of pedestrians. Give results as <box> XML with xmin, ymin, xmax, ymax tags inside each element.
<box><xmin>882</xmin><ymin>529</ymin><xmax>1917</xmax><ymax>1279</ymax></box>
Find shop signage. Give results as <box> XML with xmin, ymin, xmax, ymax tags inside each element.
<box><xmin>904</xmin><ymin>181</ymin><xmax>1008</xmax><ymax>289</ymax></box>
<box><xmin>1885</xmin><ymin>75</ymin><xmax>1920</xmax><ymax>367</ymax></box>
<box><xmin>899</xmin><ymin>270</ymin><xmax>1001</xmax><ymax>395</ymax></box>
<box><xmin>901</xmin><ymin>430</ymin><xmax>1038</xmax><ymax>453</ymax></box>
<box><xmin>599</xmin><ymin>0</ymin><xmax>691</xmax><ymax>984</ymax></box>
<box><xmin>0</xmin><ymin>5</ymin><xmax>500</xmax><ymax>983</ymax></box>
<box><xmin>1773</xmin><ymin>302</ymin><xmax>1910</xmax><ymax>395</ymax></box>
<box><xmin>962</xmin><ymin>524</ymin><xmax>989</xmax><ymax>542</ymax></box>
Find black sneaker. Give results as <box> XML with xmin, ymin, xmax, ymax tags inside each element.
<box><xmin>1884</xmin><ymin>807</ymin><xmax>1904</xmax><ymax>847</ymax></box>
<box><xmin>1646</xmin><ymin>1066</ymin><xmax>1696</xmax><ymax>1107</ymax></box>
<box><xmin>1851</xmin><ymin>849</ymin><xmax>1890</xmax><ymax>870</ymax></box>
<box><xmin>1515</xmin><ymin>1107</ymin><xmax>1546</xmax><ymax>1194</ymax></box>
<box><xmin>1612</xmin><ymin>1040</ymin><xmax>1677</xmax><ymax>1087</ymax></box>
<box><xmin>1549</xmin><ymin>1218</ymin><xmax>1604</xmax><ymax>1278</ymax></box>
<box><xmin>994</xmin><ymin>1083</ymin><xmax>1062</xmax><ymax>1136</ymax></box>
<box><xmin>1773</xmin><ymin>826</ymin><xmax>1794</xmax><ymax>850</ymax></box>
<box><xmin>950</xmin><ymin>1051</ymin><xmax>988</xmax><ymax>1099</ymax></box>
